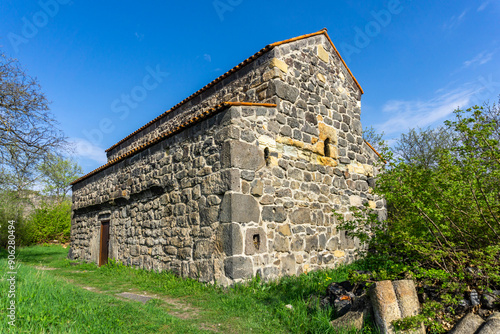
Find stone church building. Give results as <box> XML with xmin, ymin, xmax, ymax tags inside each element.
<box><xmin>69</xmin><ymin>29</ymin><xmax>385</xmax><ymax>285</ymax></box>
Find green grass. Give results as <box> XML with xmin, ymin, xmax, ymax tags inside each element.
<box><xmin>0</xmin><ymin>245</ymin><xmax>378</xmax><ymax>333</ymax></box>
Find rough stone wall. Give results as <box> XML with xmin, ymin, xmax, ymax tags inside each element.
<box><xmin>71</xmin><ymin>33</ymin><xmax>386</xmax><ymax>285</ymax></box>
<box><xmin>218</xmin><ymin>105</ymin><xmax>384</xmax><ymax>283</ymax></box>
<box><xmin>71</xmin><ymin>108</ymin><xmax>241</xmax><ymax>282</ymax></box>
<box><xmin>228</xmin><ymin>35</ymin><xmax>387</xmax><ymax>278</ymax></box>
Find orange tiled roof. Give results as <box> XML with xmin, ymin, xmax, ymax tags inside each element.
<box><xmin>105</xmin><ymin>28</ymin><xmax>363</xmax><ymax>154</ymax></box>
<box><xmin>71</xmin><ymin>102</ymin><xmax>276</xmax><ymax>185</ymax></box>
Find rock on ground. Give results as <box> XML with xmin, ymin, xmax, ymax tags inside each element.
<box><xmin>330</xmin><ymin>309</ymin><xmax>369</xmax><ymax>331</ymax></box>
<box><xmin>477</xmin><ymin>312</ymin><xmax>500</xmax><ymax>334</ymax></box>
<box><xmin>449</xmin><ymin>313</ymin><xmax>484</xmax><ymax>334</ymax></box>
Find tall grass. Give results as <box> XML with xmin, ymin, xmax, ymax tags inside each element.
<box><xmin>1</xmin><ymin>245</ymin><xmax>378</xmax><ymax>333</ymax></box>
<box><xmin>0</xmin><ymin>253</ymin><xmax>209</xmax><ymax>333</ymax></box>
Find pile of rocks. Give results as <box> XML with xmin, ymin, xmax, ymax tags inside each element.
<box><xmin>322</xmin><ymin>279</ymin><xmax>424</xmax><ymax>333</ymax></box>
<box><xmin>315</xmin><ymin>278</ymin><xmax>500</xmax><ymax>333</ymax></box>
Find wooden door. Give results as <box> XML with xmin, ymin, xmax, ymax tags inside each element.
<box><xmin>99</xmin><ymin>221</ymin><xmax>110</xmax><ymax>266</ymax></box>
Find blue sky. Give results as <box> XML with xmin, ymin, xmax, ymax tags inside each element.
<box><xmin>1</xmin><ymin>0</ymin><xmax>499</xmax><ymax>172</ymax></box>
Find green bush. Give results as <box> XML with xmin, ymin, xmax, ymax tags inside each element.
<box><xmin>23</xmin><ymin>200</ymin><xmax>72</xmax><ymax>244</ymax></box>
<box><xmin>339</xmin><ymin>104</ymin><xmax>500</xmax><ymax>332</ymax></box>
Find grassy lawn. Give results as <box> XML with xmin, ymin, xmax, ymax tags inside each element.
<box><xmin>0</xmin><ymin>245</ymin><xmax>378</xmax><ymax>333</ymax></box>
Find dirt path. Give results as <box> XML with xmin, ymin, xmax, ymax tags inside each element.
<box><xmin>32</xmin><ymin>265</ymin><xmax>221</xmax><ymax>333</ymax></box>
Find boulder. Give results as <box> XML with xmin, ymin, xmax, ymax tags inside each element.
<box><xmin>330</xmin><ymin>309</ymin><xmax>369</xmax><ymax>331</ymax></box>
<box><xmin>477</xmin><ymin>312</ymin><xmax>500</xmax><ymax>334</ymax></box>
<box><xmin>449</xmin><ymin>313</ymin><xmax>484</xmax><ymax>334</ymax></box>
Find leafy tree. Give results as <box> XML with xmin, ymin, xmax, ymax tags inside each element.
<box><xmin>374</xmin><ymin>103</ymin><xmax>500</xmax><ymax>265</ymax></box>
<box><xmin>38</xmin><ymin>154</ymin><xmax>83</xmax><ymax>200</ymax></box>
<box><xmin>341</xmin><ymin>100</ymin><xmax>500</xmax><ymax>332</ymax></box>
<box><xmin>0</xmin><ymin>53</ymin><xmax>76</xmax><ymax>248</ymax></box>
<box><xmin>392</xmin><ymin>126</ymin><xmax>456</xmax><ymax>168</ymax></box>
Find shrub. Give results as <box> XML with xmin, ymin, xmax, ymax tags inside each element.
<box><xmin>23</xmin><ymin>199</ymin><xmax>72</xmax><ymax>244</ymax></box>
<box><xmin>339</xmin><ymin>103</ymin><xmax>500</xmax><ymax>332</ymax></box>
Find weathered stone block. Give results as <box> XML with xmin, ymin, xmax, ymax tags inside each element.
<box><xmin>349</xmin><ymin>195</ymin><xmax>362</xmax><ymax>207</ymax></box>
<box><xmin>280</xmin><ymin>254</ymin><xmax>296</xmax><ymax>276</ymax></box>
<box><xmin>449</xmin><ymin>313</ymin><xmax>484</xmax><ymax>334</ymax></box>
<box><xmin>207</xmin><ymin>195</ymin><xmax>222</xmax><ymax>206</ymax></box>
<box><xmin>274</xmin><ymin>234</ymin><xmax>290</xmax><ymax>252</ymax></box>
<box><xmin>199</xmin><ymin>205</ymin><xmax>219</xmax><ymax>226</ymax></box>
<box><xmin>262</xmin><ymin>205</ymin><xmax>286</xmax><ymax>222</ymax></box>
<box><xmin>290</xmin><ymin>237</ymin><xmax>304</xmax><ymax>251</ymax></box>
<box><xmin>317</xmin><ymin>44</ymin><xmax>329</xmax><ymax>63</ymax></box>
<box><xmin>325</xmin><ymin>236</ymin><xmax>339</xmax><ymax>251</ymax></box>
<box><xmin>305</xmin><ymin>235</ymin><xmax>319</xmax><ymax>252</ymax></box>
<box><xmin>269</xmin><ymin>58</ymin><xmax>288</xmax><ymax>73</ymax></box>
<box><xmin>268</xmin><ymin>79</ymin><xmax>299</xmax><ymax>103</ymax></box>
<box><xmin>193</xmin><ymin>240</ymin><xmax>213</xmax><ymax>259</ymax></box>
<box><xmin>220</xmin><ymin>193</ymin><xmax>260</xmax><ymax>223</ymax></box>
<box><xmin>193</xmin><ymin>260</ymin><xmax>214</xmax><ymax>283</ymax></box>
<box><xmin>260</xmin><ymin>194</ymin><xmax>274</xmax><ymax>205</ymax></box>
<box><xmin>330</xmin><ymin>309</ymin><xmax>369</xmax><ymax>331</ymax></box>
<box><xmin>221</xmin><ymin>140</ymin><xmax>265</xmax><ymax>171</ymax></box>
<box><xmin>178</xmin><ymin>247</ymin><xmax>191</xmax><ymax>260</ymax></box>
<box><xmin>130</xmin><ymin>245</ymin><xmax>140</xmax><ymax>256</ymax></box>
<box><xmin>477</xmin><ymin>312</ymin><xmax>500</xmax><ymax>334</ymax></box>
<box><xmin>291</xmin><ymin>207</ymin><xmax>311</xmax><ymax>224</ymax></box>
<box><xmin>221</xmin><ymin>223</ymin><xmax>243</xmax><ymax>256</ymax></box>
<box><xmin>277</xmin><ymin>224</ymin><xmax>292</xmax><ymax>236</ymax></box>
<box><xmin>318</xmin><ymin>234</ymin><xmax>327</xmax><ymax>249</ymax></box>
<box><xmin>370</xmin><ymin>280</ymin><xmax>417</xmax><ymax>334</ymax></box>
<box><xmin>317</xmin><ymin>73</ymin><xmax>326</xmax><ymax>83</ymax></box>
<box><xmin>250</xmin><ymin>180</ymin><xmax>264</xmax><ymax>196</ymax></box>
<box><xmin>201</xmin><ymin>169</ymin><xmax>240</xmax><ymax>195</ymax></box>
<box><xmin>392</xmin><ymin>280</ymin><xmax>422</xmax><ymax>319</ymax></box>
<box><xmin>245</xmin><ymin>227</ymin><xmax>267</xmax><ymax>255</ymax></box>
<box><xmin>224</xmin><ymin>256</ymin><xmax>253</xmax><ymax>280</ymax></box>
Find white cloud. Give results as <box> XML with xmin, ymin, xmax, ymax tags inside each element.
<box><xmin>69</xmin><ymin>138</ymin><xmax>107</xmax><ymax>165</ymax></box>
<box><xmin>443</xmin><ymin>10</ymin><xmax>468</xmax><ymax>30</ymax></box>
<box><xmin>477</xmin><ymin>1</ymin><xmax>489</xmax><ymax>11</ymax></box>
<box><xmin>463</xmin><ymin>50</ymin><xmax>495</xmax><ymax>67</ymax></box>
<box><xmin>376</xmin><ymin>86</ymin><xmax>482</xmax><ymax>135</ymax></box>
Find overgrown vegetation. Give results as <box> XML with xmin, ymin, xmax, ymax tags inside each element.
<box><xmin>1</xmin><ymin>245</ymin><xmax>378</xmax><ymax>333</ymax></box>
<box><xmin>23</xmin><ymin>200</ymin><xmax>72</xmax><ymax>244</ymax></box>
<box><xmin>341</xmin><ymin>101</ymin><xmax>500</xmax><ymax>332</ymax></box>
<box><xmin>0</xmin><ymin>192</ymin><xmax>72</xmax><ymax>247</ymax></box>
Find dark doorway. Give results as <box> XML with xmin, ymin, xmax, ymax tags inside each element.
<box><xmin>99</xmin><ymin>221</ymin><xmax>110</xmax><ymax>266</ymax></box>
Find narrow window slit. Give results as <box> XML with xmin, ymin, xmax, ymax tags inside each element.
<box><xmin>324</xmin><ymin>138</ymin><xmax>331</xmax><ymax>157</ymax></box>
<box><xmin>264</xmin><ymin>147</ymin><xmax>270</xmax><ymax>165</ymax></box>
<box><xmin>253</xmin><ymin>234</ymin><xmax>260</xmax><ymax>250</ymax></box>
